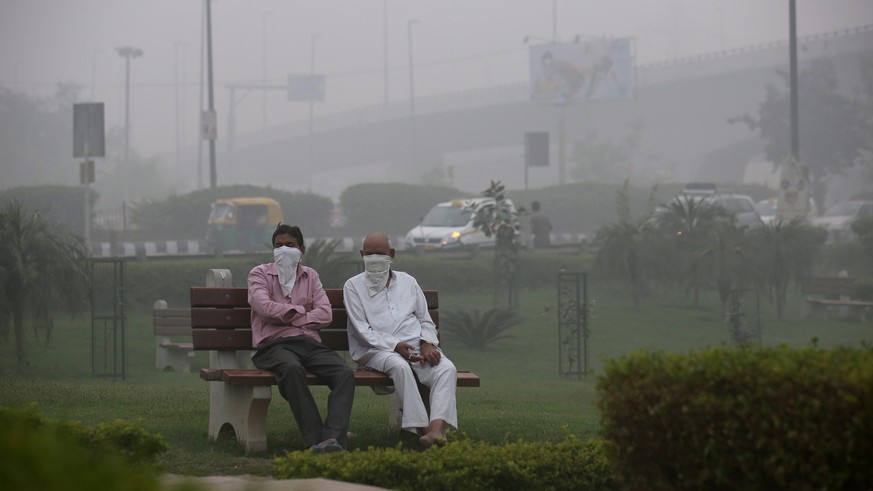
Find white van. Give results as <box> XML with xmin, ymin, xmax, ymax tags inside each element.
<box><xmin>404</xmin><ymin>197</ymin><xmax>515</xmax><ymax>251</ymax></box>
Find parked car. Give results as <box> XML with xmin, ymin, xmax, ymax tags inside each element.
<box><xmin>811</xmin><ymin>200</ymin><xmax>873</xmax><ymax>242</ymax></box>
<box><xmin>404</xmin><ymin>197</ymin><xmax>518</xmax><ymax>252</ymax></box>
<box><xmin>755</xmin><ymin>197</ymin><xmax>818</xmax><ymax>225</ymax></box>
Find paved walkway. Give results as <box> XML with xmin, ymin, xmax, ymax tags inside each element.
<box><xmin>161</xmin><ymin>474</ymin><xmax>389</xmax><ymax>491</ymax></box>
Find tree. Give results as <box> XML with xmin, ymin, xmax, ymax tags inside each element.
<box><xmin>0</xmin><ymin>84</ymin><xmax>81</xmax><ymax>188</ymax></box>
<box><xmin>593</xmin><ymin>180</ymin><xmax>658</xmax><ymax>307</ymax></box>
<box><xmin>736</xmin><ymin>57</ymin><xmax>868</xmax><ymax>207</ymax></box>
<box><xmin>570</xmin><ymin>123</ymin><xmax>642</xmax><ymax>183</ymax></box>
<box><xmin>467</xmin><ymin>181</ymin><xmax>524</xmax><ymax>307</ymax></box>
<box><xmin>0</xmin><ymin>201</ymin><xmax>90</xmax><ymax>373</ymax></box>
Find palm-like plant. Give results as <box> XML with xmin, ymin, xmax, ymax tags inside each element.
<box><xmin>748</xmin><ymin>218</ymin><xmax>826</xmax><ymax>319</ymax></box>
<box><xmin>655</xmin><ymin>196</ymin><xmax>730</xmax><ymax>306</ymax></box>
<box><xmin>440</xmin><ymin>307</ymin><xmax>518</xmax><ymax>351</ymax></box>
<box><xmin>0</xmin><ymin>201</ymin><xmax>90</xmax><ymax>373</ymax></box>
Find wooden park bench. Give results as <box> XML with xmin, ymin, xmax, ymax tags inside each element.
<box><xmin>152</xmin><ymin>300</ymin><xmax>194</xmax><ymax>373</ymax></box>
<box><xmin>190</xmin><ymin>271</ymin><xmax>480</xmax><ymax>453</ymax></box>
<box><xmin>801</xmin><ymin>276</ymin><xmax>873</xmax><ymax>322</ymax></box>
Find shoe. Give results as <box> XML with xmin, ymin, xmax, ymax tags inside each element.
<box><xmin>418</xmin><ymin>432</ymin><xmax>447</xmax><ymax>449</ymax></box>
<box><xmin>311</xmin><ymin>438</ymin><xmax>344</xmax><ymax>454</ymax></box>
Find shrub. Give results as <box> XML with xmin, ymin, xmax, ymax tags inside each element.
<box><xmin>441</xmin><ymin>307</ymin><xmax>518</xmax><ymax>351</ymax></box>
<box><xmin>0</xmin><ymin>404</ymin><xmax>168</xmax><ymax>491</ymax></box>
<box><xmin>274</xmin><ymin>433</ymin><xmax>618</xmax><ymax>491</ymax></box>
<box><xmin>596</xmin><ymin>345</ymin><xmax>873</xmax><ymax>491</ymax></box>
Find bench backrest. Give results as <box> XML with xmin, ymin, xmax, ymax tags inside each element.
<box><xmin>190</xmin><ymin>287</ymin><xmax>439</xmax><ymax>351</ymax></box>
<box><xmin>801</xmin><ymin>276</ymin><xmax>858</xmax><ymax>298</ymax></box>
<box><xmin>153</xmin><ymin>307</ymin><xmax>192</xmax><ymax>336</ymax></box>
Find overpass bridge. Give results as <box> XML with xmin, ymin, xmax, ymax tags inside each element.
<box><xmin>207</xmin><ymin>26</ymin><xmax>873</xmax><ymax>196</ymax></box>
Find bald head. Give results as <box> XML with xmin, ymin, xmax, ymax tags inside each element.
<box><xmin>361</xmin><ymin>232</ymin><xmax>395</xmax><ymax>258</ymax></box>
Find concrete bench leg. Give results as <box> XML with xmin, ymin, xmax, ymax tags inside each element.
<box><xmin>208</xmin><ymin>382</ymin><xmax>272</xmax><ymax>454</ymax></box>
<box><xmin>155</xmin><ymin>338</ymin><xmax>194</xmax><ymax>373</ymax></box>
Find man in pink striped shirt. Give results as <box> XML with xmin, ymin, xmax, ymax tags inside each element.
<box><xmin>248</xmin><ymin>224</ymin><xmax>354</xmax><ymax>453</ymax></box>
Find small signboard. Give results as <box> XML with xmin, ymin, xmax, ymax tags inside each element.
<box><xmin>287</xmin><ymin>74</ymin><xmax>326</xmax><ymax>101</ymax></box>
<box><xmin>73</xmin><ymin>103</ymin><xmax>105</xmax><ymax>158</ymax></box>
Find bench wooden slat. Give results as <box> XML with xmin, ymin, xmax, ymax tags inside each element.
<box><xmin>192</xmin><ymin>329</ymin><xmax>254</xmax><ymax>350</ymax></box>
<box><xmin>199</xmin><ymin>368</ymin><xmax>481</xmax><ymax>388</ymax></box>
<box><xmin>191</xmin><ymin>307</ymin><xmax>252</xmax><ymax>329</ymax></box>
<box><xmin>190</xmin><ymin>287</ymin><xmax>249</xmax><ymax>307</ymax></box>
<box><xmin>154</xmin><ymin>308</ymin><xmax>192</xmax><ymax>317</ymax></box>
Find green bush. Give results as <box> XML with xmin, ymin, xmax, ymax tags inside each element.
<box><xmin>596</xmin><ymin>345</ymin><xmax>873</xmax><ymax>491</ymax></box>
<box><xmin>274</xmin><ymin>433</ymin><xmax>618</xmax><ymax>491</ymax></box>
<box><xmin>0</xmin><ymin>404</ymin><xmax>168</xmax><ymax>491</ymax></box>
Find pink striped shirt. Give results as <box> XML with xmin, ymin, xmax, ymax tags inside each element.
<box><xmin>247</xmin><ymin>262</ymin><xmax>332</xmax><ymax>348</ymax></box>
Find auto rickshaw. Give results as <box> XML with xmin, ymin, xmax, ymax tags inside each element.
<box><xmin>206</xmin><ymin>197</ymin><xmax>283</xmax><ymax>253</ymax></box>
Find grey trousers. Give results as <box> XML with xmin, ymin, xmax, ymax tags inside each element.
<box><xmin>252</xmin><ymin>335</ymin><xmax>355</xmax><ymax>448</ymax></box>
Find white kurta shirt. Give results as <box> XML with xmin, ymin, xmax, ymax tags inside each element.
<box><xmin>343</xmin><ymin>270</ymin><xmax>440</xmax><ymax>366</ymax></box>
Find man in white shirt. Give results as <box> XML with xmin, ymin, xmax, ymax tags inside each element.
<box><xmin>343</xmin><ymin>232</ymin><xmax>458</xmax><ymax>447</ymax></box>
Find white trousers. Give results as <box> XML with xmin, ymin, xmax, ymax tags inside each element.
<box><xmin>366</xmin><ymin>350</ymin><xmax>458</xmax><ymax>433</ymax></box>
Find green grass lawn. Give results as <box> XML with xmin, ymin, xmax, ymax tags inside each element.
<box><xmin>1</xmin><ymin>281</ymin><xmax>870</xmax><ymax>477</ymax></box>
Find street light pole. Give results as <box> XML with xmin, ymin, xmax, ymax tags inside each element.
<box><xmin>552</xmin><ymin>0</ymin><xmax>558</xmax><ymax>42</ymax></box>
<box><xmin>383</xmin><ymin>0</ymin><xmax>389</xmax><ymax>107</ymax></box>
<box><xmin>116</xmin><ymin>46</ymin><xmax>143</xmax><ymax>204</ymax></box>
<box><xmin>262</xmin><ymin>11</ymin><xmax>270</xmax><ymax>131</ymax></box>
<box><xmin>408</xmin><ymin>19</ymin><xmax>419</xmax><ymax>169</ymax></box>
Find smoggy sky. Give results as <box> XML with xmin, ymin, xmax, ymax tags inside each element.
<box><xmin>2</xmin><ymin>0</ymin><xmax>872</xmax><ymax>158</ymax></box>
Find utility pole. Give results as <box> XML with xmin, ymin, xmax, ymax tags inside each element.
<box><xmin>206</xmin><ymin>0</ymin><xmax>217</xmax><ymax>188</ymax></box>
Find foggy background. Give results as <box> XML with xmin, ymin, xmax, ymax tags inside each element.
<box><xmin>1</xmin><ymin>0</ymin><xmax>872</xmax><ymax>203</ymax></box>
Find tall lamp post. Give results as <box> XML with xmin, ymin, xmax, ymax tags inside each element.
<box><xmin>408</xmin><ymin>19</ymin><xmax>420</xmax><ymax>170</ymax></box>
<box><xmin>262</xmin><ymin>11</ymin><xmax>270</xmax><ymax>130</ymax></box>
<box><xmin>116</xmin><ymin>46</ymin><xmax>143</xmax><ymax>205</ymax></box>
<box><xmin>383</xmin><ymin>0</ymin><xmax>389</xmax><ymax>107</ymax></box>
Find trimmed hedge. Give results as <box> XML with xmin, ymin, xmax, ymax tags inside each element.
<box><xmin>0</xmin><ymin>404</ymin><xmax>168</xmax><ymax>491</ymax></box>
<box><xmin>274</xmin><ymin>433</ymin><xmax>618</xmax><ymax>491</ymax></box>
<box><xmin>596</xmin><ymin>345</ymin><xmax>873</xmax><ymax>491</ymax></box>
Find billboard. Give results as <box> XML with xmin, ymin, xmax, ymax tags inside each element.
<box><xmin>528</xmin><ymin>37</ymin><xmax>634</xmax><ymax>104</ymax></box>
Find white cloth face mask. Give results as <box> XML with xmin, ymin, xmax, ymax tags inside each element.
<box><xmin>274</xmin><ymin>246</ymin><xmax>302</xmax><ymax>297</ymax></box>
<box><xmin>363</xmin><ymin>254</ymin><xmax>392</xmax><ymax>297</ymax></box>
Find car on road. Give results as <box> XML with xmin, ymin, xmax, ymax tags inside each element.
<box><xmin>755</xmin><ymin>197</ymin><xmax>818</xmax><ymax>225</ymax></box>
<box><xmin>404</xmin><ymin>197</ymin><xmax>518</xmax><ymax>252</ymax></box>
<box><xmin>811</xmin><ymin>200</ymin><xmax>873</xmax><ymax>242</ymax></box>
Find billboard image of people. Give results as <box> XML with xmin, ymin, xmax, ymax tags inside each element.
<box><xmin>529</xmin><ymin>37</ymin><xmax>634</xmax><ymax>104</ymax></box>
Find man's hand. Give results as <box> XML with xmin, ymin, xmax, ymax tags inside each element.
<box><xmin>395</xmin><ymin>342</ymin><xmax>422</xmax><ymax>362</ymax></box>
<box><xmin>420</xmin><ymin>342</ymin><xmax>441</xmax><ymax>366</ymax></box>
<box><xmin>281</xmin><ymin>308</ymin><xmax>299</xmax><ymax>324</ymax></box>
